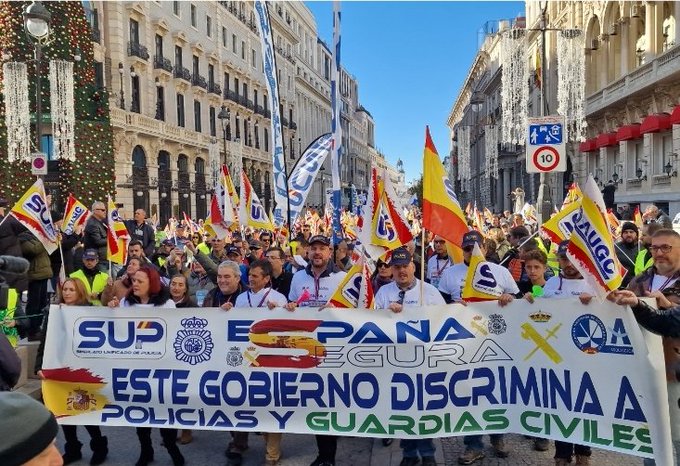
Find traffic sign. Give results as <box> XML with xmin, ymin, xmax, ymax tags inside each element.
<box><xmin>526</xmin><ymin>115</ymin><xmax>566</xmax><ymax>173</ymax></box>
<box><xmin>31</xmin><ymin>152</ymin><xmax>47</xmax><ymax>175</ymax></box>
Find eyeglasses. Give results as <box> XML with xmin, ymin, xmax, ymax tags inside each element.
<box><xmin>650</xmin><ymin>245</ymin><xmax>673</xmax><ymax>254</ymax></box>
<box><xmin>250</xmin><ymin>247</ymin><xmax>261</xmax><ymax>251</ymax></box>
<box><xmin>94</xmin><ymin>208</ymin><xmax>105</xmax><ymax>211</ymax></box>
<box><xmin>397</xmin><ymin>290</ymin><xmax>405</xmax><ymax>305</ymax></box>
<box><xmin>377</xmin><ymin>262</ymin><xmax>390</xmax><ymax>268</ymax></box>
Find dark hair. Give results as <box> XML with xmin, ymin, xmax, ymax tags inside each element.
<box><xmin>652</xmin><ymin>228</ymin><xmax>680</xmax><ymax>240</ymax></box>
<box><xmin>510</xmin><ymin>226</ymin><xmax>530</xmax><ymax>238</ymax></box>
<box><xmin>169</xmin><ymin>273</ymin><xmax>190</xmax><ymax>298</ymax></box>
<box><xmin>265</xmin><ymin>246</ymin><xmax>284</xmax><ymax>259</ymax></box>
<box><xmin>126</xmin><ymin>266</ymin><xmax>169</xmax><ymax>306</ymax></box>
<box><xmin>128</xmin><ymin>239</ymin><xmax>143</xmax><ymax>249</ymax></box>
<box><xmin>249</xmin><ymin>259</ymin><xmax>273</xmax><ymax>278</ymax></box>
<box><xmin>520</xmin><ymin>249</ymin><xmax>547</xmax><ymax>265</ymax></box>
<box><xmin>643</xmin><ymin>223</ymin><xmax>664</xmax><ymax>236</ymax></box>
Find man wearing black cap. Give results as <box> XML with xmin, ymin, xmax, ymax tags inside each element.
<box><xmin>438</xmin><ymin>231</ymin><xmax>517</xmax><ymax>464</ymax></box>
<box><xmin>70</xmin><ymin>249</ymin><xmax>110</xmax><ymax>305</ymax></box>
<box><xmin>374</xmin><ymin>247</ymin><xmax>444</xmax><ymax>311</ymax></box>
<box><xmin>615</xmin><ymin>222</ymin><xmax>639</xmax><ymax>287</ymax></box>
<box><xmin>0</xmin><ymin>391</ymin><xmax>61</xmax><ymax>466</ymax></box>
<box><xmin>286</xmin><ymin>234</ymin><xmax>346</xmax><ymax>466</ymax></box>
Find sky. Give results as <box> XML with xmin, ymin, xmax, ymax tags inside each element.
<box><xmin>305</xmin><ymin>1</ymin><xmax>524</xmax><ymax>184</ymax></box>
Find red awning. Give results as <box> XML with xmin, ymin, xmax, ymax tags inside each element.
<box><xmin>578</xmin><ymin>138</ymin><xmax>598</xmax><ymax>153</ymax></box>
<box><xmin>671</xmin><ymin>105</ymin><xmax>680</xmax><ymax>125</ymax></box>
<box><xmin>595</xmin><ymin>132</ymin><xmax>618</xmax><ymax>148</ymax></box>
<box><xmin>640</xmin><ymin>113</ymin><xmax>671</xmax><ymax>134</ymax></box>
<box><xmin>616</xmin><ymin>124</ymin><xmax>641</xmax><ymax>141</ymax></box>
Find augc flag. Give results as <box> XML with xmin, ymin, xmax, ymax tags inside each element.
<box><xmin>61</xmin><ymin>194</ymin><xmax>90</xmax><ymax>235</ymax></box>
<box><xmin>541</xmin><ymin>184</ymin><xmax>583</xmax><ymax>244</ymax></box>
<box><xmin>10</xmin><ymin>178</ymin><xmax>58</xmax><ymax>254</ymax></box>
<box><xmin>422</xmin><ymin>127</ymin><xmax>469</xmax><ymax>247</ymax></box>
<box><xmin>240</xmin><ymin>169</ymin><xmax>274</xmax><ymax>231</ymax></box>
<box><xmin>567</xmin><ymin>176</ymin><xmax>624</xmax><ymax>299</ymax></box>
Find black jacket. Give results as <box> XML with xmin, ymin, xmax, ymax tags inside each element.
<box><xmin>125</xmin><ymin>220</ymin><xmax>156</xmax><ymax>258</ymax></box>
<box><xmin>631</xmin><ymin>300</ymin><xmax>680</xmax><ymax>338</ymax></box>
<box><xmin>83</xmin><ymin>216</ymin><xmax>108</xmax><ymax>262</ymax></box>
<box><xmin>0</xmin><ymin>333</ymin><xmax>20</xmax><ymax>391</ymax></box>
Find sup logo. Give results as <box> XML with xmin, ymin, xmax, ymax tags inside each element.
<box><xmin>376</xmin><ymin>204</ymin><xmax>397</xmax><ymax>242</ymax></box>
<box><xmin>74</xmin><ymin>318</ymin><xmax>166</xmax><ymax>359</ymax></box>
<box><xmin>571</xmin><ymin>314</ymin><xmax>634</xmax><ymax>355</ymax></box>
<box><xmin>250</xmin><ymin>196</ymin><xmax>267</xmax><ymax>222</ymax></box>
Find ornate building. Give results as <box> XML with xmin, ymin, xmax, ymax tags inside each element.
<box><xmin>86</xmin><ymin>0</ymin><xmax>380</xmax><ymax>223</ymax></box>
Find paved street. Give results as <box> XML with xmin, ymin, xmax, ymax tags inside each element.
<box><xmin>55</xmin><ymin>428</ymin><xmax>645</xmax><ymax>465</ymax></box>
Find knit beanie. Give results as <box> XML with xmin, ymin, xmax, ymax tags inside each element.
<box><xmin>621</xmin><ymin>222</ymin><xmax>639</xmax><ymax>234</ymax></box>
<box><xmin>0</xmin><ymin>392</ymin><xmax>58</xmax><ymax>466</ymax></box>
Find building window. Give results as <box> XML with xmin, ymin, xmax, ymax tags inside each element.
<box><xmin>175</xmin><ymin>45</ymin><xmax>183</xmax><ymax>68</ymax></box>
<box><xmin>224</xmin><ymin>72</ymin><xmax>229</xmax><ymax>93</ymax></box>
<box><xmin>176</xmin><ymin>93</ymin><xmax>185</xmax><ymax>127</ymax></box>
<box><xmin>209</xmin><ymin>106</ymin><xmax>216</xmax><ymax>137</ymax></box>
<box><xmin>208</xmin><ymin>63</ymin><xmax>214</xmax><ymax>87</ymax></box>
<box><xmin>173</xmin><ymin>0</ymin><xmax>180</xmax><ymax>16</ymax></box>
<box><xmin>324</xmin><ymin>55</ymin><xmax>330</xmax><ymax>80</ymax></box>
<box><xmin>222</xmin><ymin>26</ymin><xmax>227</xmax><ymax>47</ymax></box>
<box><xmin>131</xmin><ymin>75</ymin><xmax>140</xmax><ymax>113</ymax></box>
<box><xmin>241</xmin><ymin>41</ymin><xmax>246</xmax><ymax>60</ymax></box>
<box><xmin>232</xmin><ymin>34</ymin><xmax>237</xmax><ymax>53</ymax></box>
<box><xmin>93</xmin><ymin>61</ymin><xmax>104</xmax><ymax>89</ymax></box>
<box><xmin>234</xmin><ymin>77</ymin><xmax>239</xmax><ymax>97</ymax></box>
<box><xmin>156</xmin><ymin>86</ymin><xmax>165</xmax><ymax>121</ymax></box>
<box><xmin>194</xmin><ymin>100</ymin><xmax>202</xmax><ymax>132</ymax></box>
<box><xmin>206</xmin><ymin>16</ymin><xmax>212</xmax><ymax>37</ymax></box>
<box><xmin>243</xmin><ymin>83</ymin><xmax>248</xmax><ymax>101</ymax></box>
<box><xmin>251</xmin><ymin>49</ymin><xmax>256</xmax><ymax>67</ymax></box>
<box><xmin>263</xmin><ymin>93</ymin><xmax>268</xmax><ymax>112</ymax></box>
<box><xmin>155</xmin><ymin>34</ymin><xmax>163</xmax><ymax>59</ymax></box>
<box><xmin>129</xmin><ymin>18</ymin><xmax>139</xmax><ymax>44</ymax></box>
<box><xmin>192</xmin><ymin>55</ymin><xmax>199</xmax><ymax>77</ymax></box>
<box><xmin>190</xmin><ymin>4</ymin><xmax>197</xmax><ymax>27</ymax></box>
<box><xmin>264</xmin><ymin>128</ymin><xmax>269</xmax><ymax>152</ymax></box>
<box><xmin>253</xmin><ymin>90</ymin><xmax>258</xmax><ymax>108</ymax></box>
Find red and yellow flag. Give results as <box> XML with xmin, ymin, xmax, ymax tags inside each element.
<box><xmin>61</xmin><ymin>194</ymin><xmax>90</xmax><ymax>235</ymax></box>
<box><xmin>106</xmin><ymin>195</ymin><xmax>130</xmax><ymax>265</ymax></box>
<box><xmin>633</xmin><ymin>206</ymin><xmax>643</xmax><ymax>231</ymax></box>
<box><xmin>10</xmin><ymin>179</ymin><xmax>58</xmax><ymax>254</ymax></box>
<box><xmin>607</xmin><ymin>208</ymin><xmax>621</xmax><ymax>238</ymax></box>
<box><xmin>42</xmin><ymin>367</ymin><xmax>109</xmax><ymax>418</ymax></box>
<box><xmin>422</xmin><ymin>126</ymin><xmax>469</xmax><ymax>247</ymax></box>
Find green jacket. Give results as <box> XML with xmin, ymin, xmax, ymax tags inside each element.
<box><xmin>19</xmin><ymin>233</ymin><xmax>53</xmax><ymax>281</ymax></box>
<box><xmin>634</xmin><ymin>249</ymin><xmax>654</xmax><ymax>276</ymax></box>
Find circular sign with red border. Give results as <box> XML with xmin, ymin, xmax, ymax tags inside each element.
<box><xmin>531</xmin><ymin>146</ymin><xmax>560</xmax><ymax>172</ymax></box>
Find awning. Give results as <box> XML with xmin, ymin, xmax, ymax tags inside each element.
<box><xmin>640</xmin><ymin>113</ymin><xmax>671</xmax><ymax>134</ymax></box>
<box><xmin>671</xmin><ymin>105</ymin><xmax>680</xmax><ymax>125</ymax></box>
<box><xmin>595</xmin><ymin>132</ymin><xmax>618</xmax><ymax>148</ymax></box>
<box><xmin>578</xmin><ymin>138</ymin><xmax>598</xmax><ymax>153</ymax></box>
<box><xmin>616</xmin><ymin>124</ymin><xmax>641</xmax><ymax>141</ymax></box>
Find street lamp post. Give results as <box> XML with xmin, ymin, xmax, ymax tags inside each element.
<box><xmin>217</xmin><ymin>105</ymin><xmax>230</xmax><ymax>168</ymax></box>
<box><xmin>535</xmin><ymin>1</ymin><xmax>552</xmax><ymax>225</ymax></box>
<box><xmin>118</xmin><ymin>62</ymin><xmax>125</xmax><ymax>109</ymax></box>
<box><xmin>24</xmin><ymin>0</ymin><xmax>52</xmax><ymax>153</ymax></box>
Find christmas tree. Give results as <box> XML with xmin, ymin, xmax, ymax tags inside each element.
<box><xmin>0</xmin><ymin>0</ymin><xmax>114</xmax><ymax>207</ymax></box>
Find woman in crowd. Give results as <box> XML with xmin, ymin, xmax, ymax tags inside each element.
<box><xmin>101</xmin><ymin>257</ymin><xmax>142</xmax><ymax>304</ymax></box>
<box><xmin>108</xmin><ymin>267</ymin><xmax>184</xmax><ymax>466</ymax></box>
<box><xmin>371</xmin><ymin>258</ymin><xmax>393</xmax><ymax>294</ymax></box>
<box><xmin>37</xmin><ymin>278</ymin><xmax>109</xmax><ymax>465</ymax></box>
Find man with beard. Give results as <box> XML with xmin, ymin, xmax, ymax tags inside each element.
<box><xmin>635</xmin><ymin>222</ymin><xmax>664</xmax><ymax>276</ymax></box>
<box><xmin>615</xmin><ymin>222</ymin><xmax>639</xmax><ymax>287</ymax></box>
<box><xmin>286</xmin><ymin>235</ymin><xmax>346</xmax><ymax>466</ymax></box>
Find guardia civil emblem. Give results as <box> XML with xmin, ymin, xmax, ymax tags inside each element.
<box><xmin>487</xmin><ymin>314</ymin><xmax>507</xmax><ymax>335</ymax></box>
<box><xmin>226</xmin><ymin>346</ymin><xmax>244</xmax><ymax>367</ymax></box>
<box><xmin>173</xmin><ymin>317</ymin><xmax>214</xmax><ymax>365</ymax></box>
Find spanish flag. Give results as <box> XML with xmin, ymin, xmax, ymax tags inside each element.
<box><xmin>633</xmin><ymin>205</ymin><xmax>643</xmax><ymax>231</ymax></box>
<box><xmin>422</xmin><ymin>127</ymin><xmax>469</xmax><ymax>247</ymax></box>
<box><xmin>42</xmin><ymin>367</ymin><xmax>109</xmax><ymax>419</ymax></box>
<box><xmin>461</xmin><ymin>243</ymin><xmax>504</xmax><ymax>302</ymax></box>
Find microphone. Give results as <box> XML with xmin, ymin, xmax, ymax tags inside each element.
<box><xmin>0</xmin><ymin>256</ymin><xmax>30</xmax><ymax>274</ymax></box>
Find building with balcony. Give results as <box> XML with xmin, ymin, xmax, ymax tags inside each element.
<box><xmin>87</xmin><ymin>0</ymin><xmax>379</xmax><ymax>224</ymax></box>
<box><xmin>576</xmin><ymin>1</ymin><xmax>680</xmax><ymax>216</ymax></box>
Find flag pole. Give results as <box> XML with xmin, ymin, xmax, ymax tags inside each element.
<box><xmin>498</xmin><ymin>230</ymin><xmax>539</xmax><ymax>266</ymax></box>
<box><xmin>420</xmin><ymin>228</ymin><xmax>425</xmax><ymax>306</ymax></box>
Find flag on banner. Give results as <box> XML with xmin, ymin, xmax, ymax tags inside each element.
<box><xmin>461</xmin><ymin>243</ymin><xmax>506</xmax><ymax>302</ymax></box>
<box><xmin>328</xmin><ymin>259</ymin><xmax>374</xmax><ymax>309</ymax></box>
<box><xmin>10</xmin><ymin>178</ymin><xmax>58</xmax><ymax>254</ymax></box>
<box><xmin>253</xmin><ymin>0</ymin><xmax>287</xmax><ymax>226</ymax></box>
<box><xmin>541</xmin><ymin>185</ymin><xmax>584</xmax><ymax>244</ymax></box>
<box><xmin>287</xmin><ymin>133</ymin><xmax>333</xmax><ymax>225</ymax></box>
<box><xmin>567</xmin><ymin>176</ymin><xmax>625</xmax><ymax>299</ymax></box>
<box><xmin>633</xmin><ymin>206</ymin><xmax>643</xmax><ymax>231</ymax></box>
<box><xmin>240</xmin><ymin>169</ymin><xmax>274</xmax><ymax>231</ymax></box>
<box><xmin>106</xmin><ymin>195</ymin><xmax>130</xmax><ymax>265</ymax></box>
<box><xmin>483</xmin><ymin>207</ymin><xmax>494</xmax><ymax>223</ymax></box>
<box><xmin>561</xmin><ymin>182</ymin><xmax>582</xmax><ymax>209</ymax></box>
<box><xmin>61</xmin><ymin>194</ymin><xmax>90</xmax><ymax>235</ymax></box>
<box><xmin>422</xmin><ymin>127</ymin><xmax>469</xmax><ymax>247</ymax></box>
<box><xmin>607</xmin><ymin>208</ymin><xmax>621</xmax><ymax>238</ymax></box>
<box><xmin>359</xmin><ymin>167</ymin><xmax>413</xmax><ymax>259</ymax></box>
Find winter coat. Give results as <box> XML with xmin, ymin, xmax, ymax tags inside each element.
<box><xmin>19</xmin><ymin>231</ymin><xmax>53</xmax><ymax>281</ymax></box>
<box><xmin>0</xmin><ymin>333</ymin><xmax>20</xmax><ymax>391</ymax></box>
<box><xmin>83</xmin><ymin>216</ymin><xmax>108</xmax><ymax>261</ymax></box>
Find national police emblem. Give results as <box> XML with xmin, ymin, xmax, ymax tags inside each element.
<box><xmin>487</xmin><ymin>314</ymin><xmax>507</xmax><ymax>335</ymax></box>
<box><xmin>173</xmin><ymin>317</ymin><xmax>214</xmax><ymax>365</ymax></box>
<box><xmin>226</xmin><ymin>346</ymin><xmax>244</xmax><ymax>367</ymax></box>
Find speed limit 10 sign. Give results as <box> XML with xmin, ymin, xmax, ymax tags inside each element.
<box><xmin>526</xmin><ymin>115</ymin><xmax>567</xmax><ymax>173</ymax></box>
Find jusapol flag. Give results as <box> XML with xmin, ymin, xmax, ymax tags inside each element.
<box><xmin>567</xmin><ymin>176</ymin><xmax>625</xmax><ymax>299</ymax></box>
<box><xmin>239</xmin><ymin>169</ymin><xmax>274</xmax><ymax>231</ymax></box>
<box><xmin>10</xmin><ymin>178</ymin><xmax>58</xmax><ymax>254</ymax></box>
<box><xmin>461</xmin><ymin>243</ymin><xmax>505</xmax><ymax>302</ymax></box>
<box><xmin>61</xmin><ymin>194</ymin><xmax>90</xmax><ymax>235</ymax></box>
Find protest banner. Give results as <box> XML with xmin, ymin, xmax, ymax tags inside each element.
<box><xmin>42</xmin><ymin>299</ymin><xmax>671</xmax><ymax>462</ymax></box>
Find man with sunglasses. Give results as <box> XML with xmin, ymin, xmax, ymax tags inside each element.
<box><xmin>426</xmin><ymin>235</ymin><xmax>452</xmax><ymax>288</ymax></box>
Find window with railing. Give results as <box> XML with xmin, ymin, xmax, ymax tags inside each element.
<box><xmin>209</xmin><ymin>106</ymin><xmax>216</xmax><ymax>137</ymax></box>
<box><xmin>264</xmin><ymin>128</ymin><xmax>269</xmax><ymax>152</ymax></box>
<box><xmin>175</xmin><ymin>45</ymin><xmax>183</xmax><ymax>68</ymax></box>
<box><xmin>177</xmin><ymin>93</ymin><xmax>185</xmax><ymax>127</ymax></box>
<box><xmin>129</xmin><ymin>18</ymin><xmax>139</xmax><ymax>44</ymax></box>
<box><xmin>155</xmin><ymin>34</ymin><xmax>163</xmax><ymax>60</ymax></box>
<box><xmin>194</xmin><ymin>100</ymin><xmax>202</xmax><ymax>133</ymax></box>
<box><xmin>193</xmin><ymin>55</ymin><xmax>199</xmax><ymax>77</ymax></box>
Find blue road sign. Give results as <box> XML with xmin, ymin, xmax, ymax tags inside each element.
<box><xmin>529</xmin><ymin>123</ymin><xmax>563</xmax><ymax>145</ymax></box>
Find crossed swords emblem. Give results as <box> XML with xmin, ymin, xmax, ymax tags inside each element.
<box><xmin>521</xmin><ymin>322</ymin><xmax>563</xmax><ymax>364</ymax></box>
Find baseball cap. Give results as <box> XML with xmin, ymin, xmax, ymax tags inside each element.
<box><xmin>83</xmin><ymin>249</ymin><xmax>98</xmax><ymax>260</ymax></box>
<box><xmin>461</xmin><ymin>231</ymin><xmax>484</xmax><ymax>248</ymax></box>
<box><xmin>309</xmin><ymin>235</ymin><xmax>330</xmax><ymax>246</ymax></box>
<box><xmin>161</xmin><ymin>239</ymin><xmax>174</xmax><ymax>247</ymax></box>
<box><xmin>249</xmin><ymin>240</ymin><xmax>264</xmax><ymax>250</ymax></box>
<box><xmin>390</xmin><ymin>248</ymin><xmax>412</xmax><ymax>266</ymax></box>
<box><xmin>227</xmin><ymin>246</ymin><xmax>242</xmax><ymax>256</ymax></box>
<box><xmin>557</xmin><ymin>240</ymin><xmax>570</xmax><ymax>257</ymax></box>
<box><xmin>0</xmin><ymin>198</ymin><xmax>8</xmax><ymax>208</ymax></box>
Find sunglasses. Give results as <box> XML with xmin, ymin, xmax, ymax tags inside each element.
<box><xmin>397</xmin><ymin>290</ymin><xmax>405</xmax><ymax>305</ymax></box>
<box><xmin>377</xmin><ymin>262</ymin><xmax>390</xmax><ymax>268</ymax></box>
<box><xmin>462</xmin><ymin>246</ymin><xmax>474</xmax><ymax>252</ymax></box>
<box><xmin>250</xmin><ymin>247</ymin><xmax>261</xmax><ymax>250</ymax></box>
